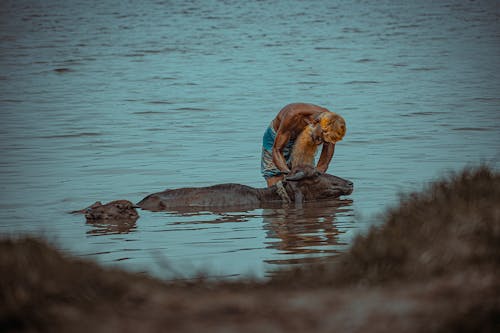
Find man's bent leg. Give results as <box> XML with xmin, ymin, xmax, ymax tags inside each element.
<box><xmin>261</xmin><ymin>123</ymin><xmax>291</xmax><ymax>187</ymax></box>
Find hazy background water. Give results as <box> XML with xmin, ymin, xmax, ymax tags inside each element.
<box><xmin>1</xmin><ymin>0</ymin><xmax>499</xmax><ymax>279</ymax></box>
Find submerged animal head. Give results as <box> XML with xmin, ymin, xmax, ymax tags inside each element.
<box><xmin>73</xmin><ymin>200</ymin><xmax>139</xmax><ymax>221</ymax></box>
<box><xmin>285</xmin><ymin>166</ymin><xmax>353</xmax><ymax>201</ymax></box>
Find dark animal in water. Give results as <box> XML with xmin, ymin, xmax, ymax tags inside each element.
<box><xmin>137</xmin><ymin>166</ymin><xmax>353</xmax><ymax>212</ymax></box>
<box><xmin>71</xmin><ymin>200</ymin><xmax>139</xmax><ymax>221</ymax></box>
<box><xmin>71</xmin><ymin>167</ymin><xmax>353</xmax><ymax>218</ymax></box>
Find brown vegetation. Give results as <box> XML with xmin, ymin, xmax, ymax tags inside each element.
<box><xmin>1</xmin><ymin>166</ymin><xmax>499</xmax><ymax>332</ymax></box>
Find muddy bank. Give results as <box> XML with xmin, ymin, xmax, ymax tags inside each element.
<box><xmin>1</xmin><ymin>166</ymin><xmax>499</xmax><ymax>332</ymax></box>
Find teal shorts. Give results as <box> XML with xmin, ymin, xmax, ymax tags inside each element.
<box><xmin>260</xmin><ymin>123</ymin><xmax>294</xmax><ymax>179</ymax></box>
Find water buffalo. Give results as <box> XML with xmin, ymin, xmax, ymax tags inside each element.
<box><xmin>71</xmin><ymin>200</ymin><xmax>139</xmax><ymax>221</ymax></box>
<box><xmin>72</xmin><ymin>168</ymin><xmax>353</xmax><ymax>218</ymax></box>
<box><xmin>137</xmin><ymin>167</ymin><xmax>353</xmax><ymax>212</ymax></box>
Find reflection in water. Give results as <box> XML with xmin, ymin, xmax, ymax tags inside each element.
<box><xmin>86</xmin><ymin>219</ymin><xmax>137</xmax><ymax>236</ymax></box>
<box><xmin>263</xmin><ymin>199</ymin><xmax>354</xmax><ymax>267</ymax></box>
<box><xmin>96</xmin><ymin>200</ymin><xmax>355</xmax><ymax>279</ymax></box>
<box><xmin>161</xmin><ymin>209</ymin><xmax>264</xmax><ymax>226</ymax></box>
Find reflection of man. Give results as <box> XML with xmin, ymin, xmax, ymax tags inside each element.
<box><xmin>261</xmin><ymin>198</ymin><xmax>353</xmax><ymax>268</ymax></box>
<box><xmin>261</xmin><ymin>103</ymin><xmax>346</xmax><ymax>187</ymax></box>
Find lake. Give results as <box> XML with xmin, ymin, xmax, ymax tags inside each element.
<box><xmin>1</xmin><ymin>0</ymin><xmax>499</xmax><ymax>279</ymax></box>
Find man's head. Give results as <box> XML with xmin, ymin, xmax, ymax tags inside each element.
<box><xmin>318</xmin><ymin>112</ymin><xmax>346</xmax><ymax>143</ymax></box>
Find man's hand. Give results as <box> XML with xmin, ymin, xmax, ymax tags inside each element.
<box><xmin>315</xmin><ymin>167</ymin><xmax>326</xmax><ymax>174</ymax></box>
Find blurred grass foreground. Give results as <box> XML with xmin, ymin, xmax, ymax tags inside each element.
<box><xmin>1</xmin><ymin>166</ymin><xmax>499</xmax><ymax>332</ymax></box>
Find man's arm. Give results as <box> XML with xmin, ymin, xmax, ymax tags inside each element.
<box><xmin>316</xmin><ymin>142</ymin><xmax>335</xmax><ymax>173</ymax></box>
<box><xmin>272</xmin><ymin>130</ymin><xmax>292</xmax><ymax>174</ymax></box>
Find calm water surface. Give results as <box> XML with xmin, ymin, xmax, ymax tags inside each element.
<box><xmin>1</xmin><ymin>0</ymin><xmax>499</xmax><ymax>279</ymax></box>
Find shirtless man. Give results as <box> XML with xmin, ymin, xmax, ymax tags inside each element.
<box><xmin>261</xmin><ymin>103</ymin><xmax>346</xmax><ymax>187</ymax></box>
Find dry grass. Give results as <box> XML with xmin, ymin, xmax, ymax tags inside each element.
<box><xmin>0</xmin><ymin>237</ymin><xmax>169</xmax><ymax>332</ymax></box>
<box><xmin>1</xmin><ymin>165</ymin><xmax>499</xmax><ymax>332</ymax></box>
<box><xmin>339</xmin><ymin>165</ymin><xmax>500</xmax><ymax>284</ymax></box>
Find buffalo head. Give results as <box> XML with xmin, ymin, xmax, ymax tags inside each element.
<box><xmin>72</xmin><ymin>200</ymin><xmax>139</xmax><ymax>222</ymax></box>
<box><xmin>285</xmin><ymin>166</ymin><xmax>353</xmax><ymax>202</ymax></box>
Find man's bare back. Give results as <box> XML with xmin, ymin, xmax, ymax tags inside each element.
<box><xmin>272</xmin><ymin>103</ymin><xmax>329</xmax><ymax>136</ymax></box>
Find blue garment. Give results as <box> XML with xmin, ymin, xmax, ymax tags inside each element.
<box><xmin>260</xmin><ymin>122</ymin><xmax>295</xmax><ymax>179</ymax></box>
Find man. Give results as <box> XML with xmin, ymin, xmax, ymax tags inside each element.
<box><xmin>261</xmin><ymin>103</ymin><xmax>346</xmax><ymax>187</ymax></box>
